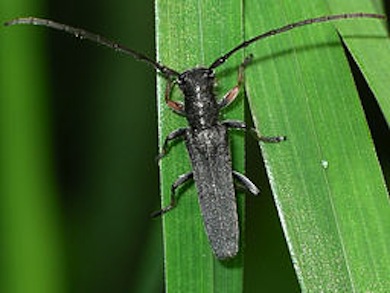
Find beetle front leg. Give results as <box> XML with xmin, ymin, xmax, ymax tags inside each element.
<box><xmin>222</xmin><ymin>120</ymin><xmax>286</xmax><ymax>142</ymax></box>
<box><xmin>156</xmin><ymin>127</ymin><xmax>188</xmax><ymax>161</ymax></box>
<box><xmin>218</xmin><ymin>54</ymin><xmax>253</xmax><ymax>109</ymax></box>
<box><xmin>165</xmin><ymin>80</ymin><xmax>186</xmax><ymax>116</ymax></box>
<box><xmin>151</xmin><ymin>171</ymin><xmax>193</xmax><ymax>218</ymax></box>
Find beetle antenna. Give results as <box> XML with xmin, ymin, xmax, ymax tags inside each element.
<box><xmin>4</xmin><ymin>17</ymin><xmax>180</xmax><ymax>78</ymax></box>
<box><xmin>209</xmin><ymin>13</ymin><xmax>385</xmax><ymax>69</ymax></box>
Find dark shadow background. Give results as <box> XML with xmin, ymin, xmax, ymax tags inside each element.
<box><xmin>47</xmin><ymin>1</ymin><xmax>162</xmax><ymax>292</ymax></box>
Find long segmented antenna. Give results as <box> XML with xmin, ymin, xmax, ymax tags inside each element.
<box><xmin>4</xmin><ymin>17</ymin><xmax>180</xmax><ymax>78</ymax></box>
<box><xmin>209</xmin><ymin>13</ymin><xmax>386</xmax><ymax>69</ymax></box>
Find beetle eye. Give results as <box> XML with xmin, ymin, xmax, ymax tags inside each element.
<box><xmin>177</xmin><ymin>76</ymin><xmax>185</xmax><ymax>85</ymax></box>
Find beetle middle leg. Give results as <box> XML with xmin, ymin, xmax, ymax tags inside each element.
<box><xmin>222</xmin><ymin>120</ymin><xmax>286</xmax><ymax>142</ymax></box>
<box><xmin>218</xmin><ymin>54</ymin><xmax>253</xmax><ymax>109</ymax></box>
<box><xmin>151</xmin><ymin>171</ymin><xmax>193</xmax><ymax>218</ymax></box>
<box><xmin>156</xmin><ymin>127</ymin><xmax>187</xmax><ymax>161</ymax></box>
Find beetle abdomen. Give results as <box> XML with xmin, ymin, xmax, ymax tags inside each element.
<box><xmin>185</xmin><ymin>124</ymin><xmax>238</xmax><ymax>259</ymax></box>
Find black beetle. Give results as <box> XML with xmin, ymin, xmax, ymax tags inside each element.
<box><xmin>5</xmin><ymin>12</ymin><xmax>385</xmax><ymax>259</ymax></box>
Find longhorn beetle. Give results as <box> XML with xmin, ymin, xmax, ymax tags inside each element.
<box><xmin>5</xmin><ymin>12</ymin><xmax>385</xmax><ymax>259</ymax></box>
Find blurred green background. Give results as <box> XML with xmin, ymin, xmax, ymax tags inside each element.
<box><xmin>1</xmin><ymin>0</ymin><xmax>388</xmax><ymax>292</ymax></box>
<box><xmin>1</xmin><ymin>0</ymin><xmax>162</xmax><ymax>292</ymax></box>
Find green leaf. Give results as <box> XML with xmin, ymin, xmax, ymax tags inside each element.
<box><xmin>245</xmin><ymin>0</ymin><xmax>390</xmax><ymax>291</ymax></box>
<box><xmin>156</xmin><ymin>0</ymin><xmax>246</xmax><ymax>291</ymax></box>
<box><xmin>327</xmin><ymin>0</ymin><xmax>390</xmax><ymax>125</ymax></box>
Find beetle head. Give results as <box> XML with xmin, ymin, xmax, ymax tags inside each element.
<box><xmin>177</xmin><ymin>67</ymin><xmax>215</xmax><ymax>96</ymax></box>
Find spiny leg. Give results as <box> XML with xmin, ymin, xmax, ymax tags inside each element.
<box><xmin>222</xmin><ymin>120</ymin><xmax>286</xmax><ymax>142</ymax></box>
<box><xmin>218</xmin><ymin>54</ymin><xmax>253</xmax><ymax>109</ymax></box>
<box><xmin>151</xmin><ymin>172</ymin><xmax>193</xmax><ymax>218</ymax></box>
<box><xmin>156</xmin><ymin>127</ymin><xmax>187</xmax><ymax>161</ymax></box>
<box><xmin>232</xmin><ymin>171</ymin><xmax>260</xmax><ymax>195</ymax></box>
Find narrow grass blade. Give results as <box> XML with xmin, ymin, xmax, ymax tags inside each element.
<box><xmin>156</xmin><ymin>0</ymin><xmax>247</xmax><ymax>291</ymax></box>
<box><xmin>244</xmin><ymin>0</ymin><xmax>389</xmax><ymax>291</ymax></box>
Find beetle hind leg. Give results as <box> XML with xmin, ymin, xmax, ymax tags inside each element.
<box><xmin>232</xmin><ymin>170</ymin><xmax>260</xmax><ymax>195</ymax></box>
<box><xmin>151</xmin><ymin>171</ymin><xmax>193</xmax><ymax>218</ymax></box>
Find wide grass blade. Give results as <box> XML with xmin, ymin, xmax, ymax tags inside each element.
<box><xmin>244</xmin><ymin>0</ymin><xmax>390</xmax><ymax>291</ymax></box>
<box><xmin>327</xmin><ymin>0</ymin><xmax>390</xmax><ymax>125</ymax></box>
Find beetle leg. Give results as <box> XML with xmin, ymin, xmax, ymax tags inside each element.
<box><xmin>165</xmin><ymin>80</ymin><xmax>186</xmax><ymax>116</ymax></box>
<box><xmin>222</xmin><ymin>120</ymin><xmax>286</xmax><ymax>143</ymax></box>
<box><xmin>156</xmin><ymin>127</ymin><xmax>188</xmax><ymax>161</ymax></box>
<box><xmin>232</xmin><ymin>171</ymin><xmax>260</xmax><ymax>195</ymax></box>
<box><xmin>219</xmin><ymin>54</ymin><xmax>253</xmax><ymax>109</ymax></box>
<box><xmin>151</xmin><ymin>172</ymin><xmax>193</xmax><ymax>218</ymax></box>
